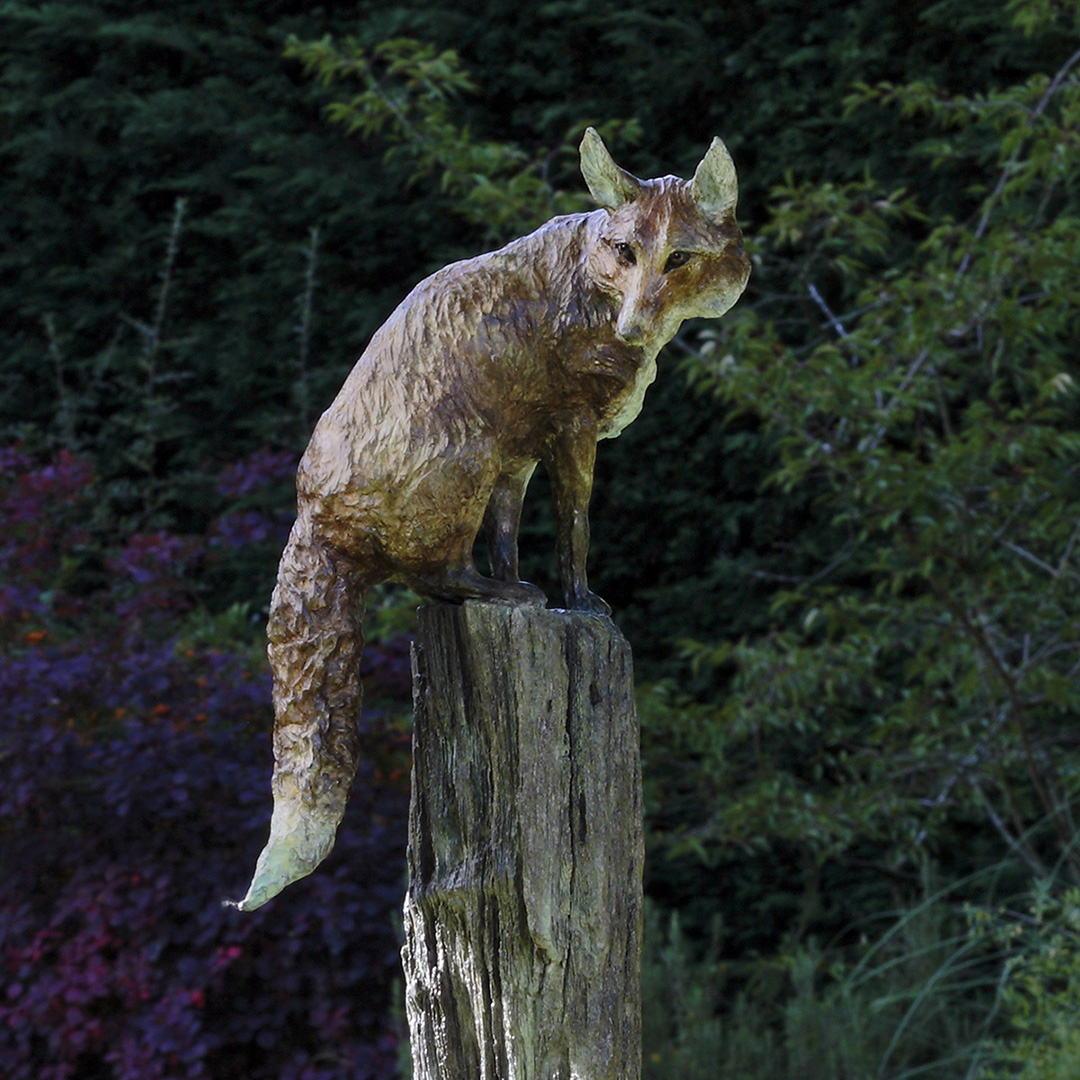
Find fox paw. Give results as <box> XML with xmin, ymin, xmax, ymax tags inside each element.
<box><xmin>413</xmin><ymin>568</ymin><xmax>547</xmax><ymax>607</ymax></box>
<box><xmin>564</xmin><ymin>589</ymin><xmax>612</xmax><ymax>618</ymax></box>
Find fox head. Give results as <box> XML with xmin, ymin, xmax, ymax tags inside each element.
<box><xmin>580</xmin><ymin>128</ymin><xmax>751</xmax><ymax>350</ymax></box>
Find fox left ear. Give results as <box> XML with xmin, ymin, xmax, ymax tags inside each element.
<box><xmin>691</xmin><ymin>137</ymin><xmax>739</xmax><ymax>222</ymax></box>
<box><xmin>580</xmin><ymin>127</ymin><xmax>643</xmax><ymax>211</ymax></box>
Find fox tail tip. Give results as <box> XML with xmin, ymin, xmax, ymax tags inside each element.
<box><xmin>228</xmin><ymin>795</ymin><xmax>341</xmax><ymax>912</ymax></box>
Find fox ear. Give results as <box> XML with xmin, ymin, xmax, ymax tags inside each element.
<box><xmin>580</xmin><ymin>127</ymin><xmax>642</xmax><ymax>211</ymax></box>
<box><xmin>692</xmin><ymin>137</ymin><xmax>739</xmax><ymax>222</ymax></box>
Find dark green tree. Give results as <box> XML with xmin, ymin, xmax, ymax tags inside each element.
<box><xmin>634</xmin><ymin>0</ymin><xmax>1080</xmax><ymax>1054</ymax></box>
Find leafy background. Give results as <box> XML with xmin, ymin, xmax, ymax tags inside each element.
<box><xmin>2</xmin><ymin>0</ymin><xmax>1079</xmax><ymax>1076</ymax></box>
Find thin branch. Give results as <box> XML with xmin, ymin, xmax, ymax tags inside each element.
<box><xmin>295</xmin><ymin>224</ymin><xmax>320</xmax><ymax>434</ymax></box>
<box><xmin>913</xmin><ymin>713</ymin><xmax>1011</xmax><ymax>847</ymax></box>
<box><xmin>993</xmin><ymin>521</ymin><xmax>1080</xmax><ymax>582</ymax></box>
<box><xmin>145</xmin><ymin>197</ymin><xmax>187</xmax><ymax>379</ymax></box>
<box><xmin>1058</xmin><ymin>519</ymin><xmax>1080</xmax><ymax>574</ymax></box>
<box><xmin>929</xmin><ymin>364</ymin><xmax>953</xmax><ymax>439</ymax></box>
<box><xmin>737</xmin><ymin>538</ymin><xmax>856</xmax><ymax>585</ymax></box>
<box><xmin>968</xmin><ymin>775</ymin><xmax>1048</xmax><ymax>878</ymax></box>
<box><xmin>958</xmin><ymin>46</ymin><xmax>1080</xmax><ymax>275</ymax></box>
<box><xmin>959</xmin><ymin>600</ymin><xmax>1074</xmax><ymax>857</ymax></box>
<box><xmin>808</xmin><ymin>283</ymin><xmax>850</xmax><ymax>339</ymax></box>
<box><xmin>997</xmin><ymin>537</ymin><xmax>1063</xmax><ymax>578</ymax></box>
<box><xmin>1031</xmin><ymin>46</ymin><xmax>1080</xmax><ymax>121</ymax></box>
<box><xmin>858</xmin><ymin>349</ymin><xmax>930</xmax><ymax>452</ymax></box>
<box><xmin>44</xmin><ymin>314</ymin><xmax>76</xmax><ymax>448</ymax></box>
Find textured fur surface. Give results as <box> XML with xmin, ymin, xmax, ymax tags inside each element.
<box><xmin>235</xmin><ymin>129</ymin><xmax>750</xmax><ymax>910</ymax></box>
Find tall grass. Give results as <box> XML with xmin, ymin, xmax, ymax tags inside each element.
<box><xmin>642</xmin><ymin>836</ymin><xmax>1080</xmax><ymax>1080</ymax></box>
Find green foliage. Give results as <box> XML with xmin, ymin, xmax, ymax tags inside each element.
<box><xmin>5</xmin><ymin>0</ymin><xmax>1080</xmax><ymax>1070</ymax></box>
<box><xmin>0</xmin><ymin>1</ymin><xmax>477</xmax><ymax>539</ymax></box>
<box><xmin>282</xmin><ymin>34</ymin><xmax>638</xmax><ymax>240</ymax></box>
<box><xmin>4</xmin><ymin>0</ymin><xmax>1064</xmax><ymax>650</ymax></box>
<box><xmin>642</xmin><ymin>882</ymin><xmax>1000</xmax><ymax>1079</ymax></box>
<box><xmin>670</xmin><ymin>0</ymin><xmax>1080</xmax><ymax>888</ymax></box>
<box><xmin>973</xmin><ymin>884</ymin><xmax>1080</xmax><ymax>1079</ymax></box>
<box><xmin>365</xmin><ymin>583</ymin><xmax>422</xmax><ymax>645</ymax></box>
<box><xmin>642</xmin><ymin>859</ymin><xmax>1080</xmax><ymax>1078</ymax></box>
<box><xmin>638</xmin><ymin>4</ymin><xmax>1080</xmax><ymax>1071</ymax></box>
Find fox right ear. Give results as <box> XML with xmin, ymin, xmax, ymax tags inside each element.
<box><xmin>691</xmin><ymin>137</ymin><xmax>739</xmax><ymax>222</ymax></box>
<box><xmin>580</xmin><ymin>127</ymin><xmax>642</xmax><ymax>211</ymax></box>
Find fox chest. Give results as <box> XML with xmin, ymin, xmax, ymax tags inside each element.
<box><xmin>595</xmin><ymin>349</ymin><xmax>659</xmax><ymax>440</ymax></box>
<box><xmin>565</xmin><ymin>328</ymin><xmax>656</xmax><ymax>434</ymax></box>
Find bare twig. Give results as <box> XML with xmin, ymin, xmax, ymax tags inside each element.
<box><xmin>968</xmin><ymin>775</ymin><xmax>1048</xmax><ymax>878</ymax></box>
<box><xmin>808</xmin><ymin>283</ymin><xmax>850</xmax><ymax>339</ymax></box>
<box><xmin>858</xmin><ymin>349</ymin><xmax>930</xmax><ymax>453</ymax></box>
<box><xmin>44</xmin><ymin>314</ymin><xmax>75</xmax><ymax>448</ymax></box>
<box><xmin>1031</xmin><ymin>46</ymin><xmax>1080</xmax><ymax>121</ymax></box>
<box><xmin>737</xmin><ymin>538</ymin><xmax>856</xmax><ymax>585</ymax></box>
<box><xmin>997</xmin><ymin>537</ymin><xmax>1063</xmax><ymax>578</ymax></box>
<box><xmin>1058</xmin><ymin>519</ymin><xmax>1080</xmax><ymax>574</ymax></box>
<box><xmin>958</xmin><ymin>46</ymin><xmax>1080</xmax><ymax>275</ymax></box>
<box><xmin>295</xmin><ymin>225</ymin><xmax>320</xmax><ymax>434</ymax></box>
<box><xmin>994</xmin><ymin>520</ymin><xmax>1080</xmax><ymax>581</ymax></box>
<box><xmin>914</xmin><ymin>713</ymin><xmax>1010</xmax><ymax>847</ymax></box>
<box><xmin>145</xmin><ymin>197</ymin><xmax>187</xmax><ymax>380</ymax></box>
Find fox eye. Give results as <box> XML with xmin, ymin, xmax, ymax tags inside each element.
<box><xmin>614</xmin><ymin>241</ymin><xmax>636</xmax><ymax>265</ymax></box>
<box><xmin>664</xmin><ymin>250</ymin><xmax>692</xmax><ymax>272</ymax></box>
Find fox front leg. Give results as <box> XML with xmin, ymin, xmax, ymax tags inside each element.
<box><xmin>483</xmin><ymin>463</ymin><xmax>537</xmax><ymax>583</ymax></box>
<box><xmin>544</xmin><ymin>418</ymin><xmax>612</xmax><ymax>617</ymax></box>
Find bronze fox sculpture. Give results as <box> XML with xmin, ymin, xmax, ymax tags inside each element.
<box><xmin>235</xmin><ymin>128</ymin><xmax>750</xmax><ymax>910</ymax></box>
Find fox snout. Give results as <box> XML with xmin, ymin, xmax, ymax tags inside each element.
<box><xmin>615</xmin><ymin>319</ymin><xmax>648</xmax><ymax>346</ymax></box>
<box><xmin>614</xmin><ymin>282</ymin><xmax>657</xmax><ymax>346</ymax></box>
<box><xmin>612</xmin><ymin>270</ymin><xmax>669</xmax><ymax>346</ymax></box>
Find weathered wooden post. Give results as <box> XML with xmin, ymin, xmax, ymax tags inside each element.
<box><xmin>402</xmin><ymin>601</ymin><xmax>642</xmax><ymax>1079</ymax></box>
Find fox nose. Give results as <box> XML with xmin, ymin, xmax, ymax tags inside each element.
<box><xmin>616</xmin><ymin>305</ymin><xmax>650</xmax><ymax>344</ymax></box>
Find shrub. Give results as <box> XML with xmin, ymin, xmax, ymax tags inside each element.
<box><xmin>0</xmin><ymin>446</ymin><xmax>411</xmax><ymax>1079</ymax></box>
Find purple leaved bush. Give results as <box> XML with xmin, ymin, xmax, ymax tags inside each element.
<box><xmin>0</xmin><ymin>447</ymin><xmax>411</xmax><ymax>1080</ymax></box>
<box><xmin>211</xmin><ymin>449</ymin><xmax>296</xmax><ymax>552</ymax></box>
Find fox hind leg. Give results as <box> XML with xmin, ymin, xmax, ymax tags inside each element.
<box><xmin>407</xmin><ymin>501</ymin><xmax>545</xmax><ymax>606</ymax></box>
<box><xmin>234</xmin><ymin>509</ymin><xmax>370</xmax><ymax>910</ymax></box>
<box><xmin>398</xmin><ymin>462</ymin><xmax>544</xmax><ymax>605</ymax></box>
<box><xmin>407</xmin><ymin>560</ymin><xmax>546</xmax><ymax>606</ymax></box>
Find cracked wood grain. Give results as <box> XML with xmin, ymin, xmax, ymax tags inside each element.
<box><xmin>403</xmin><ymin>601</ymin><xmax>643</xmax><ymax>1080</ymax></box>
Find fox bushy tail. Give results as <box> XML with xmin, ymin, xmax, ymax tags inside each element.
<box><xmin>233</xmin><ymin>509</ymin><xmax>369</xmax><ymax>911</ymax></box>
